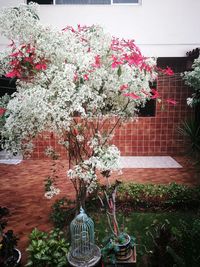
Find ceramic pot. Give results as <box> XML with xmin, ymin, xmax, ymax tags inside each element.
<box><xmin>115</xmin><ymin>233</ymin><xmax>132</xmax><ymax>261</ymax></box>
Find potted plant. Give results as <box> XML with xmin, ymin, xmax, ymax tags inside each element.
<box><xmin>99</xmin><ymin>181</ymin><xmax>136</xmax><ymax>265</ymax></box>
<box><xmin>0</xmin><ymin>207</ymin><xmax>21</xmax><ymax>267</ymax></box>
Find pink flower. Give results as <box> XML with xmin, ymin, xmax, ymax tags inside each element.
<box><xmin>73</xmin><ymin>73</ymin><xmax>78</xmax><ymax>82</ymax></box>
<box><xmin>123</xmin><ymin>93</ymin><xmax>140</xmax><ymax>99</ymax></box>
<box><xmin>151</xmin><ymin>89</ymin><xmax>160</xmax><ymax>99</ymax></box>
<box><xmin>35</xmin><ymin>63</ymin><xmax>47</xmax><ymax>70</ymax></box>
<box><xmin>6</xmin><ymin>69</ymin><xmax>21</xmax><ymax>78</ymax></box>
<box><xmin>9</xmin><ymin>60</ymin><xmax>19</xmax><ymax>66</ymax></box>
<box><xmin>166</xmin><ymin>99</ymin><xmax>177</xmax><ymax>105</ymax></box>
<box><xmin>0</xmin><ymin>108</ymin><xmax>6</xmax><ymax>116</ymax></box>
<box><xmin>26</xmin><ymin>47</ymin><xmax>35</xmax><ymax>54</ymax></box>
<box><xmin>62</xmin><ymin>26</ymin><xmax>75</xmax><ymax>32</ymax></box>
<box><xmin>24</xmin><ymin>57</ymin><xmax>33</xmax><ymax>63</ymax></box>
<box><xmin>77</xmin><ymin>25</ymin><xmax>89</xmax><ymax>32</ymax></box>
<box><xmin>92</xmin><ymin>55</ymin><xmax>101</xmax><ymax>68</ymax></box>
<box><xmin>10</xmin><ymin>51</ymin><xmax>23</xmax><ymax>57</ymax></box>
<box><xmin>120</xmin><ymin>84</ymin><xmax>129</xmax><ymax>91</ymax></box>
<box><xmin>83</xmin><ymin>74</ymin><xmax>89</xmax><ymax>81</ymax></box>
<box><xmin>140</xmin><ymin>62</ymin><xmax>152</xmax><ymax>72</ymax></box>
<box><xmin>123</xmin><ymin>53</ymin><xmax>142</xmax><ymax>66</ymax></box>
<box><xmin>163</xmin><ymin>67</ymin><xmax>174</xmax><ymax>76</ymax></box>
<box><xmin>111</xmin><ymin>56</ymin><xmax>123</xmax><ymax>68</ymax></box>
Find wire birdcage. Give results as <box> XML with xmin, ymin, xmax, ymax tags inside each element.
<box><xmin>69</xmin><ymin>207</ymin><xmax>96</xmax><ymax>263</ymax></box>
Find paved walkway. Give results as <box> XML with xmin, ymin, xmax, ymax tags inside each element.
<box><xmin>0</xmin><ymin>157</ymin><xmax>199</xmax><ymax>265</ymax></box>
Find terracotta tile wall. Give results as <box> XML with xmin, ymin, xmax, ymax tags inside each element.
<box><xmin>30</xmin><ymin>74</ymin><xmax>193</xmax><ymax>159</ymax></box>
<box><xmin>113</xmin><ymin>76</ymin><xmax>193</xmax><ymax>156</ymax></box>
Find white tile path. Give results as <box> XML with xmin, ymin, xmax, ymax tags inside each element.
<box><xmin>0</xmin><ymin>150</ymin><xmax>182</xmax><ymax>168</ymax></box>
<box><xmin>119</xmin><ymin>156</ymin><xmax>182</xmax><ymax>168</ymax></box>
<box><xmin>0</xmin><ymin>150</ymin><xmax>23</xmax><ymax>164</ymax></box>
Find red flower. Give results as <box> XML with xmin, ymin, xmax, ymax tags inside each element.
<box><xmin>35</xmin><ymin>63</ymin><xmax>47</xmax><ymax>70</ymax></box>
<box><xmin>6</xmin><ymin>69</ymin><xmax>21</xmax><ymax>78</ymax></box>
<box><xmin>62</xmin><ymin>26</ymin><xmax>75</xmax><ymax>32</ymax></box>
<box><xmin>24</xmin><ymin>57</ymin><xmax>33</xmax><ymax>63</ymax></box>
<box><xmin>83</xmin><ymin>74</ymin><xmax>89</xmax><ymax>81</ymax></box>
<box><xmin>123</xmin><ymin>93</ymin><xmax>140</xmax><ymax>99</ymax></box>
<box><xmin>0</xmin><ymin>108</ymin><xmax>6</xmax><ymax>116</ymax></box>
<box><xmin>10</xmin><ymin>51</ymin><xmax>23</xmax><ymax>57</ymax></box>
<box><xmin>166</xmin><ymin>99</ymin><xmax>177</xmax><ymax>105</ymax></box>
<box><xmin>163</xmin><ymin>67</ymin><xmax>174</xmax><ymax>76</ymax></box>
<box><xmin>151</xmin><ymin>89</ymin><xmax>160</xmax><ymax>99</ymax></box>
<box><xmin>9</xmin><ymin>60</ymin><xmax>20</xmax><ymax>66</ymax></box>
<box><xmin>92</xmin><ymin>55</ymin><xmax>101</xmax><ymax>68</ymax></box>
<box><xmin>120</xmin><ymin>84</ymin><xmax>128</xmax><ymax>91</ymax></box>
<box><xmin>123</xmin><ymin>53</ymin><xmax>142</xmax><ymax>66</ymax></box>
<box><xmin>111</xmin><ymin>56</ymin><xmax>123</xmax><ymax>68</ymax></box>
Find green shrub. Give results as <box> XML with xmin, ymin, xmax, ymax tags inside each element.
<box><xmin>173</xmin><ymin>219</ymin><xmax>200</xmax><ymax>267</ymax></box>
<box><xmin>26</xmin><ymin>228</ymin><xmax>69</xmax><ymax>267</ymax></box>
<box><xmin>145</xmin><ymin>218</ymin><xmax>200</xmax><ymax>267</ymax></box>
<box><xmin>50</xmin><ymin>198</ymin><xmax>75</xmax><ymax>230</ymax></box>
<box><xmin>50</xmin><ymin>183</ymin><xmax>200</xmax><ymax>231</ymax></box>
<box><xmin>117</xmin><ymin>182</ymin><xmax>200</xmax><ymax>211</ymax></box>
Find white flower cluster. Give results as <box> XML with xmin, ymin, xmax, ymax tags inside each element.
<box><xmin>67</xmin><ymin>163</ymin><xmax>97</xmax><ymax>193</ymax></box>
<box><xmin>67</xmin><ymin>142</ymin><xmax>120</xmax><ymax>192</ymax></box>
<box><xmin>183</xmin><ymin>57</ymin><xmax>200</xmax><ymax>107</ymax></box>
<box><xmin>93</xmin><ymin>144</ymin><xmax>121</xmax><ymax>172</ymax></box>
<box><xmin>44</xmin><ymin>185</ymin><xmax>60</xmax><ymax>199</ymax></box>
<box><xmin>186</xmin><ymin>97</ymin><xmax>194</xmax><ymax>107</ymax></box>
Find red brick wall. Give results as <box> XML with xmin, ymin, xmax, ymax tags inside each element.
<box><xmin>30</xmin><ymin>74</ymin><xmax>193</xmax><ymax>159</ymax></box>
<box><xmin>113</xmin><ymin>75</ymin><xmax>193</xmax><ymax>156</ymax></box>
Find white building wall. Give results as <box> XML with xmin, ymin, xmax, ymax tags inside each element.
<box><xmin>0</xmin><ymin>0</ymin><xmax>200</xmax><ymax>56</ymax></box>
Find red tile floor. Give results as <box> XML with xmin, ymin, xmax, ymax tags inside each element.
<box><xmin>0</xmin><ymin>157</ymin><xmax>199</xmax><ymax>266</ymax></box>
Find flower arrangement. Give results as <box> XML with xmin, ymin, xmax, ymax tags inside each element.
<box><xmin>0</xmin><ymin>3</ymin><xmax>173</xmax><ymax>209</ymax></box>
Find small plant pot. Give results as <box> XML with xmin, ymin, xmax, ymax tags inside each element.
<box><xmin>115</xmin><ymin>234</ymin><xmax>132</xmax><ymax>261</ymax></box>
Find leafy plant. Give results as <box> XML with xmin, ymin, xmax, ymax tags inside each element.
<box><xmin>178</xmin><ymin>119</ymin><xmax>200</xmax><ymax>165</ymax></box>
<box><xmin>26</xmin><ymin>228</ymin><xmax>69</xmax><ymax>267</ymax></box>
<box><xmin>98</xmin><ymin>181</ymin><xmax>136</xmax><ymax>264</ymax></box>
<box><xmin>101</xmin><ymin>233</ymin><xmax>136</xmax><ymax>264</ymax></box>
<box><xmin>145</xmin><ymin>219</ymin><xmax>181</xmax><ymax>267</ymax></box>
<box><xmin>173</xmin><ymin>219</ymin><xmax>200</xmax><ymax>267</ymax></box>
<box><xmin>50</xmin><ymin>198</ymin><xmax>75</xmax><ymax>230</ymax></box>
<box><xmin>145</xmin><ymin>218</ymin><xmax>200</xmax><ymax>267</ymax></box>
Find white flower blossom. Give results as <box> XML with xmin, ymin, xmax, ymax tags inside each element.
<box><xmin>44</xmin><ymin>185</ymin><xmax>60</xmax><ymax>199</ymax></box>
<box><xmin>186</xmin><ymin>97</ymin><xmax>194</xmax><ymax>107</ymax></box>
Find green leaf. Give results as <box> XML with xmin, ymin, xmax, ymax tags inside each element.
<box><xmin>117</xmin><ymin>66</ymin><xmax>122</xmax><ymax>77</ymax></box>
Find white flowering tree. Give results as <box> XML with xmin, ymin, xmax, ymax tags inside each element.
<box><xmin>0</xmin><ymin>3</ymin><xmax>172</xmax><ymax>209</ymax></box>
<box><xmin>183</xmin><ymin>57</ymin><xmax>200</xmax><ymax>107</ymax></box>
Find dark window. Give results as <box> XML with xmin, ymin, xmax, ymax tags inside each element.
<box><xmin>0</xmin><ymin>77</ymin><xmax>17</xmax><ymax>98</ymax></box>
<box><xmin>139</xmin><ymin>99</ymin><xmax>156</xmax><ymax>117</ymax></box>
<box><xmin>27</xmin><ymin>0</ymin><xmax>53</xmax><ymax>4</ymax></box>
<box><xmin>138</xmin><ymin>81</ymin><xmax>156</xmax><ymax>117</ymax></box>
<box><xmin>157</xmin><ymin>57</ymin><xmax>188</xmax><ymax>73</ymax></box>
